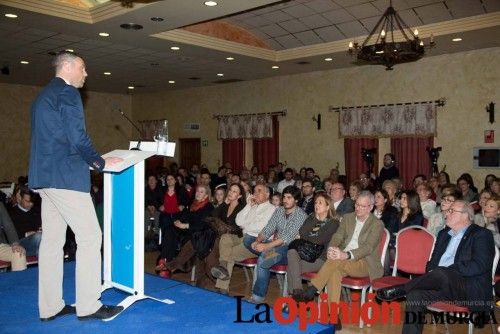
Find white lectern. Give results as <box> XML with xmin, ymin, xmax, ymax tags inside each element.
<box><xmin>100</xmin><ymin>140</ymin><xmax>175</xmax><ymax>321</ymax></box>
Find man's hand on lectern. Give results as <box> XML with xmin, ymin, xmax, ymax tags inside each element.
<box><xmin>104</xmin><ymin>157</ymin><xmax>124</xmax><ymax>168</ymax></box>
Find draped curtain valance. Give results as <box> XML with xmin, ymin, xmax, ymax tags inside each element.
<box><xmin>218</xmin><ymin>114</ymin><xmax>273</xmax><ymax>139</ymax></box>
<box><xmin>339</xmin><ymin>102</ymin><xmax>437</xmax><ymax>138</ymax></box>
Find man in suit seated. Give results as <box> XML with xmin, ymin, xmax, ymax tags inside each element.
<box><xmin>302</xmin><ymin>191</ymin><xmax>384</xmax><ymax>329</ymax></box>
<box><xmin>330</xmin><ymin>182</ymin><xmax>355</xmax><ymax>217</ymax></box>
<box><xmin>377</xmin><ymin>200</ymin><xmax>495</xmax><ymax>334</ymax></box>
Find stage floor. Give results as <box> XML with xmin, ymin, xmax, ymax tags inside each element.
<box><xmin>0</xmin><ymin>262</ymin><xmax>332</xmax><ymax>334</ymax></box>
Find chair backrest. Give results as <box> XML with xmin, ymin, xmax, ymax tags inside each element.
<box><xmin>379</xmin><ymin>228</ymin><xmax>390</xmax><ymax>266</ymax></box>
<box><xmin>392</xmin><ymin>225</ymin><xmax>436</xmax><ymax>276</ymax></box>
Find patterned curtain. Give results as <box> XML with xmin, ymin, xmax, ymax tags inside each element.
<box><xmin>138</xmin><ymin>119</ymin><xmax>166</xmax><ymax>140</ymax></box>
<box><xmin>339</xmin><ymin>102</ymin><xmax>436</xmax><ymax>137</ymax></box>
<box><xmin>218</xmin><ymin>114</ymin><xmax>273</xmax><ymax>139</ymax></box>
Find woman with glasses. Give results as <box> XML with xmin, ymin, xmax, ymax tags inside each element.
<box><xmin>427</xmin><ymin>187</ymin><xmax>462</xmax><ymax>236</ymax></box>
<box><xmin>398</xmin><ymin>190</ymin><xmax>423</xmax><ymax>229</ymax></box>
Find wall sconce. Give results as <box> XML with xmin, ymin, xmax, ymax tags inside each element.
<box><xmin>486</xmin><ymin>102</ymin><xmax>495</xmax><ymax>124</ymax></box>
<box><xmin>312</xmin><ymin>113</ymin><xmax>321</xmax><ymax>130</ymax></box>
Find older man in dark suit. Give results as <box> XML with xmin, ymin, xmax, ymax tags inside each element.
<box><xmin>330</xmin><ymin>182</ymin><xmax>354</xmax><ymax>217</ymax></box>
<box><xmin>303</xmin><ymin>191</ymin><xmax>384</xmax><ymax>328</ymax></box>
<box><xmin>29</xmin><ymin>51</ymin><xmax>123</xmax><ymax>322</ymax></box>
<box><xmin>377</xmin><ymin>200</ymin><xmax>495</xmax><ymax>334</ymax></box>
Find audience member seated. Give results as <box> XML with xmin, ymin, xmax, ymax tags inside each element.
<box><xmin>302</xmin><ymin>191</ymin><xmax>384</xmax><ymax>328</ymax></box>
<box><xmin>0</xmin><ymin>202</ymin><xmax>26</xmax><ymax>270</ymax></box>
<box><xmin>165</xmin><ymin>183</ymin><xmax>246</xmax><ymax>286</ymax></box>
<box><xmin>271</xmin><ymin>192</ymin><xmax>282</xmax><ymax>207</ymax></box>
<box><xmin>156</xmin><ymin>185</ymin><xmax>213</xmax><ymax>278</ymax></box>
<box><xmin>276</xmin><ymin>168</ymin><xmax>296</xmax><ymax>194</ymax></box>
<box><xmin>329</xmin><ymin>182</ymin><xmax>354</xmax><ymax>217</ymax></box>
<box><xmin>9</xmin><ymin>186</ymin><xmax>42</xmax><ymax>257</ymax></box>
<box><xmin>475</xmin><ymin>189</ymin><xmax>493</xmax><ymax>214</ymax></box>
<box><xmin>247</xmin><ymin>186</ymin><xmax>307</xmax><ymax>303</ymax></box>
<box><xmin>298</xmin><ymin>178</ymin><xmax>315</xmax><ymax>215</ymax></box>
<box><xmin>382</xmin><ymin>180</ymin><xmax>400</xmax><ymax>211</ymax></box>
<box><xmin>474</xmin><ymin>196</ymin><xmax>500</xmax><ymax>248</ymax></box>
<box><xmin>212</xmin><ymin>185</ymin><xmax>226</xmax><ymax>208</ymax></box>
<box><xmin>211</xmin><ymin>166</ymin><xmax>227</xmax><ymax>191</ymax></box>
<box><xmin>211</xmin><ymin>184</ymin><xmax>276</xmax><ymax>293</ymax></box>
<box><xmin>490</xmin><ymin>178</ymin><xmax>499</xmax><ymax>196</ymax></box>
<box><xmin>427</xmin><ymin>187</ymin><xmax>462</xmax><ymax>236</ymax></box>
<box><xmin>398</xmin><ymin>190</ymin><xmax>424</xmax><ymax>229</ymax></box>
<box><xmin>457</xmin><ymin>174</ymin><xmax>479</xmax><ymax>203</ymax></box>
<box><xmin>377</xmin><ymin>201</ymin><xmax>495</xmax><ymax>334</ymax></box>
<box><xmin>373</xmin><ymin>189</ymin><xmax>399</xmax><ymax>275</ymax></box>
<box><xmin>158</xmin><ymin>173</ymin><xmax>189</xmax><ymax>238</ymax></box>
<box><xmin>348</xmin><ymin>180</ymin><xmax>362</xmax><ymax>202</ymax></box>
<box><xmin>359</xmin><ymin>173</ymin><xmax>375</xmax><ymax>193</ymax></box>
<box><xmin>412</xmin><ymin>174</ymin><xmax>427</xmax><ymax>190</ymax></box>
<box><xmin>416</xmin><ymin>183</ymin><xmax>437</xmax><ymax>219</ymax></box>
<box><xmin>287</xmin><ymin>193</ymin><xmax>340</xmax><ymax>300</ymax></box>
<box><xmin>144</xmin><ymin>175</ymin><xmax>164</xmax><ymax>237</ymax></box>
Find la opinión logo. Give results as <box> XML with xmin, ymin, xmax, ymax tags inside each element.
<box><xmin>234</xmin><ymin>292</ymin><xmax>401</xmax><ymax>330</ymax></box>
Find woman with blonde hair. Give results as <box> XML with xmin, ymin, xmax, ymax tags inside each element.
<box><xmin>474</xmin><ymin>195</ymin><xmax>500</xmax><ymax>247</ymax></box>
<box><xmin>286</xmin><ymin>192</ymin><xmax>340</xmax><ymax>302</ymax></box>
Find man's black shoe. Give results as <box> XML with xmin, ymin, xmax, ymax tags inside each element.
<box><xmin>376</xmin><ymin>285</ymin><xmax>406</xmax><ymax>301</ymax></box>
<box><xmin>77</xmin><ymin>305</ymin><xmax>124</xmax><ymax>321</ymax></box>
<box><xmin>40</xmin><ymin>305</ymin><xmax>76</xmax><ymax>321</ymax></box>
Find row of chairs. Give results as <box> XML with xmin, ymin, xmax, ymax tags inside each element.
<box><xmin>234</xmin><ymin>226</ymin><xmax>499</xmax><ymax>333</ymax></box>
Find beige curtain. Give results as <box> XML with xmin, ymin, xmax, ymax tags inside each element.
<box><xmin>339</xmin><ymin>102</ymin><xmax>436</xmax><ymax>138</ymax></box>
<box><xmin>217</xmin><ymin>114</ymin><xmax>273</xmax><ymax>139</ymax></box>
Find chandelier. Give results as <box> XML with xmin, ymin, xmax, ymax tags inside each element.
<box><xmin>348</xmin><ymin>0</ymin><xmax>435</xmax><ymax>70</ymax></box>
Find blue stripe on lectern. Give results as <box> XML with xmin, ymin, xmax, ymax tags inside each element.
<box><xmin>111</xmin><ymin>166</ymin><xmax>135</xmax><ymax>289</ymax></box>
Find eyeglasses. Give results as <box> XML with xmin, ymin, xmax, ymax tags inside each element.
<box><xmin>447</xmin><ymin>208</ymin><xmax>466</xmax><ymax>214</ymax></box>
<box><xmin>355</xmin><ymin>203</ymin><xmax>371</xmax><ymax>209</ymax></box>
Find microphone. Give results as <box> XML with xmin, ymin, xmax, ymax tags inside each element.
<box><xmin>118</xmin><ymin>109</ymin><xmax>144</xmax><ymax>150</ymax></box>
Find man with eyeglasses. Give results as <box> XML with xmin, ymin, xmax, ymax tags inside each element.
<box><xmin>329</xmin><ymin>182</ymin><xmax>354</xmax><ymax>217</ymax></box>
<box><xmin>377</xmin><ymin>200</ymin><xmax>495</xmax><ymax>334</ymax></box>
<box><xmin>298</xmin><ymin>178</ymin><xmax>315</xmax><ymax>215</ymax></box>
<box><xmin>302</xmin><ymin>191</ymin><xmax>384</xmax><ymax>329</ymax></box>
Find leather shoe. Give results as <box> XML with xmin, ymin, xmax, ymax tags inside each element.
<box><xmin>77</xmin><ymin>305</ymin><xmax>124</xmax><ymax>321</ymax></box>
<box><xmin>40</xmin><ymin>305</ymin><xmax>76</xmax><ymax>321</ymax></box>
<box><xmin>210</xmin><ymin>265</ymin><xmax>229</xmax><ymax>280</ymax></box>
<box><xmin>376</xmin><ymin>285</ymin><xmax>406</xmax><ymax>301</ymax></box>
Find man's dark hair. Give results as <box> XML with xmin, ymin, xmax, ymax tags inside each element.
<box><xmin>19</xmin><ymin>185</ymin><xmax>32</xmax><ymax>198</ymax></box>
<box><xmin>302</xmin><ymin>178</ymin><xmax>314</xmax><ymax>188</ymax></box>
<box><xmin>305</xmin><ymin>167</ymin><xmax>315</xmax><ymax>174</ymax></box>
<box><xmin>282</xmin><ymin>185</ymin><xmax>301</xmax><ymax>201</ymax></box>
<box><xmin>284</xmin><ymin>168</ymin><xmax>294</xmax><ymax>175</ymax></box>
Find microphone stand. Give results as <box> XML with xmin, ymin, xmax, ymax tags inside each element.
<box><xmin>119</xmin><ymin>109</ymin><xmax>144</xmax><ymax>150</ymax></box>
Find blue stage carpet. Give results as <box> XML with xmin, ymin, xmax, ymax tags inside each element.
<box><xmin>0</xmin><ymin>262</ymin><xmax>332</xmax><ymax>334</ymax></box>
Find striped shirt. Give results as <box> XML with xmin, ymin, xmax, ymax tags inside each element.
<box><xmin>260</xmin><ymin>206</ymin><xmax>307</xmax><ymax>245</ymax></box>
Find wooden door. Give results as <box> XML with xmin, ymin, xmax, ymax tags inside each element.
<box><xmin>179</xmin><ymin>138</ymin><xmax>201</xmax><ymax>169</ymax></box>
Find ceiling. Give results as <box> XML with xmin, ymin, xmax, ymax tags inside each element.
<box><xmin>0</xmin><ymin>0</ymin><xmax>499</xmax><ymax>94</ymax></box>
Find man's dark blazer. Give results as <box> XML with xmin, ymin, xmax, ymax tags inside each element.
<box><xmin>29</xmin><ymin>77</ymin><xmax>104</xmax><ymax>193</ymax></box>
<box><xmin>336</xmin><ymin>197</ymin><xmax>354</xmax><ymax>217</ymax></box>
<box><xmin>298</xmin><ymin>197</ymin><xmax>314</xmax><ymax>215</ymax></box>
<box><xmin>427</xmin><ymin>224</ymin><xmax>495</xmax><ymax>311</ymax></box>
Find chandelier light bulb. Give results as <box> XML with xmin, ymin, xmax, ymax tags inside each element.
<box><xmin>381</xmin><ymin>29</ymin><xmax>386</xmax><ymax>38</ymax></box>
<box><xmin>419</xmin><ymin>40</ymin><xmax>424</xmax><ymax>46</ymax></box>
<box><xmin>414</xmin><ymin>29</ymin><xmax>419</xmax><ymax>37</ymax></box>
<box><xmin>349</xmin><ymin>41</ymin><xmax>354</xmax><ymax>49</ymax></box>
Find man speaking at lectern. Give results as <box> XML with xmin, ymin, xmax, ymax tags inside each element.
<box><xmin>29</xmin><ymin>51</ymin><xmax>123</xmax><ymax>321</ymax></box>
